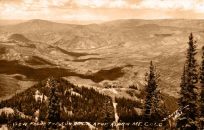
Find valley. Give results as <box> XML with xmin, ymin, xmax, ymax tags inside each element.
<box><xmin>0</xmin><ymin>19</ymin><xmax>204</xmax><ymax>100</ymax></box>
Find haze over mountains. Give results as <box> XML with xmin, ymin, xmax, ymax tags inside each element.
<box><xmin>0</xmin><ymin>19</ymin><xmax>204</xmax><ymax>100</ymax></box>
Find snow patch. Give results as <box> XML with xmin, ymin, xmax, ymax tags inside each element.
<box><xmin>65</xmin><ymin>88</ymin><xmax>82</xmax><ymax>97</ymax></box>
<box><xmin>134</xmin><ymin>108</ymin><xmax>143</xmax><ymax>116</ymax></box>
<box><xmin>71</xmin><ymin>91</ymin><xmax>81</xmax><ymax>97</ymax></box>
<box><xmin>34</xmin><ymin>90</ymin><xmax>47</xmax><ymax>102</ymax></box>
<box><xmin>113</xmin><ymin>103</ymin><xmax>119</xmax><ymax>123</ymax></box>
<box><xmin>0</xmin><ymin>107</ymin><xmax>14</xmax><ymax>116</ymax></box>
<box><xmin>112</xmin><ymin>98</ymin><xmax>119</xmax><ymax>126</ymax></box>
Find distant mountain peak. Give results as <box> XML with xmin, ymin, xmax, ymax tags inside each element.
<box><xmin>26</xmin><ymin>19</ymin><xmax>55</xmax><ymax>24</ymax></box>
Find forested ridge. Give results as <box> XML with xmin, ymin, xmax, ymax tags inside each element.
<box><xmin>0</xmin><ymin>78</ymin><xmax>144</xmax><ymax>122</ymax></box>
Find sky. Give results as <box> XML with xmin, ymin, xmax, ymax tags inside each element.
<box><xmin>1</xmin><ymin>0</ymin><xmax>204</xmax><ymax>23</ymax></box>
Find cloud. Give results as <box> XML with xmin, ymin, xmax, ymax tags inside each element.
<box><xmin>0</xmin><ymin>0</ymin><xmax>204</xmax><ymax>21</ymax></box>
<box><xmin>132</xmin><ymin>0</ymin><xmax>204</xmax><ymax>13</ymax></box>
<box><xmin>74</xmin><ymin>0</ymin><xmax>129</xmax><ymax>8</ymax></box>
<box><xmin>134</xmin><ymin>0</ymin><xmax>194</xmax><ymax>9</ymax></box>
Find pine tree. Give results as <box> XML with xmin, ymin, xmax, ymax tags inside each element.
<box><xmin>199</xmin><ymin>46</ymin><xmax>204</xmax><ymax>128</ymax></box>
<box><xmin>103</xmin><ymin>97</ymin><xmax>114</xmax><ymax>123</ymax></box>
<box><xmin>61</xmin><ymin>89</ymin><xmax>73</xmax><ymax>122</ymax></box>
<box><xmin>47</xmin><ymin>78</ymin><xmax>61</xmax><ymax>124</ymax></box>
<box><xmin>178</xmin><ymin>65</ymin><xmax>188</xmax><ymax>108</ymax></box>
<box><xmin>177</xmin><ymin>65</ymin><xmax>190</xmax><ymax>128</ymax></box>
<box><xmin>39</xmin><ymin>96</ymin><xmax>48</xmax><ymax>122</ymax></box>
<box><xmin>103</xmin><ymin>97</ymin><xmax>114</xmax><ymax>129</ymax></box>
<box><xmin>143</xmin><ymin>61</ymin><xmax>160</xmax><ymax>121</ymax></box>
<box><xmin>177</xmin><ymin>33</ymin><xmax>199</xmax><ymax>129</ymax></box>
<box><xmin>151</xmin><ymin>89</ymin><xmax>163</xmax><ymax>121</ymax></box>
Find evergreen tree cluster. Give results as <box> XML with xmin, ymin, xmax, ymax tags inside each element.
<box><xmin>199</xmin><ymin>45</ymin><xmax>204</xmax><ymax>129</ymax></box>
<box><xmin>47</xmin><ymin>77</ymin><xmax>60</xmax><ymax>124</ymax></box>
<box><xmin>0</xmin><ymin>78</ymin><xmax>143</xmax><ymax>124</ymax></box>
<box><xmin>143</xmin><ymin>61</ymin><xmax>167</xmax><ymax>123</ymax></box>
<box><xmin>115</xmin><ymin>97</ymin><xmax>143</xmax><ymax>123</ymax></box>
<box><xmin>144</xmin><ymin>61</ymin><xmax>158</xmax><ymax>119</ymax></box>
<box><xmin>177</xmin><ymin>33</ymin><xmax>204</xmax><ymax>129</ymax></box>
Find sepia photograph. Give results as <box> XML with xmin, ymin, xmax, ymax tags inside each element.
<box><xmin>0</xmin><ymin>0</ymin><xmax>204</xmax><ymax>129</ymax></box>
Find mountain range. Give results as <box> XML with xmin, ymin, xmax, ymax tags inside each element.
<box><xmin>0</xmin><ymin>19</ymin><xmax>204</xmax><ymax>101</ymax></box>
